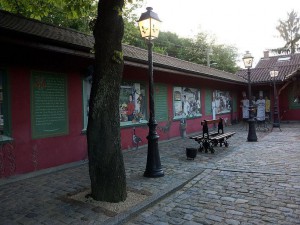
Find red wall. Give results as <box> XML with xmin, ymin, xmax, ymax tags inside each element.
<box><xmin>7</xmin><ymin>66</ymin><xmax>87</xmax><ymax>176</ymax></box>
<box><xmin>279</xmin><ymin>87</ymin><xmax>300</xmax><ymax>121</ymax></box>
<box><xmin>7</xmin><ymin>54</ymin><xmax>300</xmax><ymax>179</ymax></box>
<box><xmin>120</xmin><ymin>66</ymin><xmax>240</xmax><ymax>149</ymax></box>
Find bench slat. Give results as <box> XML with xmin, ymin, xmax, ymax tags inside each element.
<box><xmin>189</xmin><ymin>131</ymin><xmax>219</xmax><ymax>140</ymax></box>
<box><xmin>210</xmin><ymin>132</ymin><xmax>235</xmax><ymax>140</ymax></box>
<box><xmin>190</xmin><ymin>118</ymin><xmax>235</xmax><ymax>153</ymax></box>
<box><xmin>201</xmin><ymin>119</ymin><xmax>221</xmax><ymax>125</ymax></box>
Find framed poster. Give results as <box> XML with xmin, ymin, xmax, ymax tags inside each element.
<box><xmin>119</xmin><ymin>82</ymin><xmax>147</xmax><ymax>126</ymax></box>
<box><xmin>173</xmin><ymin>86</ymin><xmax>201</xmax><ymax>119</ymax></box>
<box><xmin>212</xmin><ymin>90</ymin><xmax>231</xmax><ymax>115</ymax></box>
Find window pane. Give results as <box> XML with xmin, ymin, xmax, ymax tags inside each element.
<box><xmin>0</xmin><ymin>72</ymin><xmax>3</xmax><ymax>134</ymax></box>
<box><xmin>0</xmin><ymin>69</ymin><xmax>11</xmax><ymax>136</ymax></box>
<box><xmin>83</xmin><ymin>75</ymin><xmax>92</xmax><ymax>129</ymax></box>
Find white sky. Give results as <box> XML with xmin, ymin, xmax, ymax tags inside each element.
<box><xmin>136</xmin><ymin>0</ymin><xmax>300</xmax><ymax>67</ymax></box>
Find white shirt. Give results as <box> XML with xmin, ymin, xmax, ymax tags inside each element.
<box><xmin>212</xmin><ymin>100</ymin><xmax>217</xmax><ymax>119</ymax></box>
<box><xmin>256</xmin><ymin>98</ymin><xmax>266</xmax><ymax>121</ymax></box>
<box><xmin>241</xmin><ymin>99</ymin><xmax>249</xmax><ymax>119</ymax></box>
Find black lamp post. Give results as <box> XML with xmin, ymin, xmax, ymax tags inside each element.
<box><xmin>242</xmin><ymin>51</ymin><xmax>257</xmax><ymax>142</ymax></box>
<box><xmin>138</xmin><ymin>7</ymin><xmax>164</xmax><ymax>178</ymax></box>
<box><xmin>270</xmin><ymin>68</ymin><xmax>281</xmax><ymax>130</ymax></box>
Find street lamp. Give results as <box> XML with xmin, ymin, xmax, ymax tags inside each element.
<box><xmin>270</xmin><ymin>68</ymin><xmax>281</xmax><ymax>130</ymax></box>
<box><xmin>138</xmin><ymin>7</ymin><xmax>164</xmax><ymax>177</ymax></box>
<box><xmin>242</xmin><ymin>51</ymin><xmax>257</xmax><ymax>142</ymax></box>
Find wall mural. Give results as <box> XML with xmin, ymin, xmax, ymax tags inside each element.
<box><xmin>173</xmin><ymin>87</ymin><xmax>201</xmax><ymax>119</ymax></box>
<box><xmin>212</xmin><ymin>90</ymin><xmax>231</xmax><ymax>116</ymax></box>
<box><xmin>119</xmin><ymin>82</ymin><xmax>147</xmax><ymax>126</ymax></box>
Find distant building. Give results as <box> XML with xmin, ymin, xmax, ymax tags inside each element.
<box><xmin>236</xmin><ymin>50</ymin><xmax>300</xmax><ymax>121</ymax></box>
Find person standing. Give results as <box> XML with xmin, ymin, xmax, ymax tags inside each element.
<box><xmin>182</xmin><ymin>95</ymin><xmax>190</xmax><ymax>116</ymax></box>
<box><xmin>212</xmin><ymin>96</ymin><xmax>217</xmax><ymax>120</ymax></box>
<box><xmin>240</xmin><ymin>92</ymin><xmax>249</xmax><ymax>121</ymax></box>
<box><xmin>127</xmin><ymin>94</ymin><xmax>135</xmax><ymax>121</ymax></box>
<box><xmin>256</xmin><ymin>91</ymin><xmax>266</xmax><ymax>122</ymax></box>
<box><xmin>265</xmin><ymin>96</ymin><xmax>270</xmax><ymax>121</ymax></box>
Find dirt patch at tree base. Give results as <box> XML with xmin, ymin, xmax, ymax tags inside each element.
<box><xmin>67</xmin><ymin>187</ymin><xmax>151</xmax><ymax>217</ymax></box>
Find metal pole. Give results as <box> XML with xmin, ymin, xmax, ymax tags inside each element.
<box><xmin>144</xmin><ymin>40</ymin><xmax>164</xmax><ymax>178</ymax></box>
<box><xmin>247</xmin><ymin>68</ymin><xmax>257</xmax><ymax>142</ymax></box>
<box><xmin>207</xmin><ymin>49</ymin><xmax>210</xmax><ymax>67</ymax></box>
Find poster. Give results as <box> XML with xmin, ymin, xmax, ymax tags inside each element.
<box><xmin>173</xmin><ymin>86</ymin><xmax>201</xmax><ymax>119</ymax></box>
<box><xmin>119</xmin><ymin>82</ymin><xmax>147</xmax><ymax>126</ymax></box>
<box><xmin>212</xmin><ymin>90</ymin><xmax>231</xmax><ymax>114</ymax></box>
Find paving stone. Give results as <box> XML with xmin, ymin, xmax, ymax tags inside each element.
<box><xmin>183</xmin><ymin>221</ymin><xmax>203</xmax><ymax>225</ymax></box>
<box><xmin>1</xmin><ymin>123</ymin><xmax>300</xmax><ymax>225</ymax></box>
<box><xmin>220</xmin><ymin>197</ymin><xmax>236</xmax><ymax>202</ymax></box>
<box><xmin>205</xmin><ymin>214</ymin><xmax>223</xmax><ymax>222</ymax></box>
<box><xmin>225</xmin><ymin>219</ymin><xmax>240</xmax><ymax>225</ymax></box>
<box><xmin>235</xmin><ymin>199</ymin><xmax>248</xmax><ymax>204</ymax></box>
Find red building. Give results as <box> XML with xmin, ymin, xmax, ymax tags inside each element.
<box><xmin>236</xmin><ymin>51</ymin><xmax>300</xmax><ymax>121</ymax></box>
<box><xmin>0</xmin><ymin>10</ymin><xmax>299</xmax><ymax>178</ymax></box>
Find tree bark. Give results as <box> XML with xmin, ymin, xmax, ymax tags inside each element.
<box><xmin>87</xmin><ymin>0</ymin><xmax>127</xmax><ymax>202</ymax></box>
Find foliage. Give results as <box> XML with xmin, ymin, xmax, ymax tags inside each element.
<box><xmin>1</xmin><ymin>0</ymin><xmax>239</xmax><ymax>72</ymax></box>
<box><xmin>123</xmin><ymin>25</ymin><xmax>239</xmax><ymax>73</ymax></box>
<box><xmin>179</xmin><ymin>32</ymin><xmax>212</xmax><ymax>65</ymax></box>
<box><xmin>210</xmin><ymin>44</ymin><xmax>239</xmax><ymax>73</ymax></box>
<box><xmin>123</xmin><ymin>18</ymin><xmax>145</xmax><ymax>47</ymax></box>
<box><xmin>0</xmin><ymin>0</ymin><xmax>97</xmax><ymax>33</ymax></box>
<box><xmin>123</xmin><ymin>13</ymin><xmax>239</xmax><ymax>73</ymax></box>
<box><xmin>274</xmin><ymin>10</ymin><xmax>300</xmax><ymax>54</ymax></box>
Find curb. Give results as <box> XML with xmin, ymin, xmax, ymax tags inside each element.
<box><xmin>103</xmin><ymin>169</ymin><xmax>206</xmax><ymax>225</ymax></box>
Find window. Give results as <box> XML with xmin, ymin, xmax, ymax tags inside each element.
<box><xmin>0</xmin><ymin>69</ymin><xmax>11</xmax><ymax>137</ymax></box>
<box><xmin>82</xmin><ymin>75</ymin><xmax>92</xmax><ymax>129</ymax></box>
<box><xmin>120</xmin><ymin>82</ymin><xmax>147</xmax><ymax>126</ymax></box>
<box><xmin>289</xmin><ymin>79</ymin><xmax>300</xmax><ymax>109</ymax></box>
<box><xmin>173</xmin><ymin>86</ymin><xmax>201</xmax><ymax>119</ymax></box>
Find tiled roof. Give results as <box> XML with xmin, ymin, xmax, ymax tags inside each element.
<box><xmin>236</xmin><ymin>54</ymin><xmax>300</xmax><ymax>83</ymax></box>
<box><xmin>123</xmin><ymin>45</ymin><xmax>246</xmax><ymax>83</ymax></box>
<box><xmin>285</xmin><ymin>67</ymin><xmax>300</xmax><ymax>80</ymax></box>
<box><xmin>0</xmin><ymin>9</ymin><xmax>246</xmax><ymax>84</ymax></box>
<box><xmin>0</xmin><ymin>10</ymin><xmax>94</xmax><ymax>49</ymax></box>
<box><xmin>256</xmin><ymin>54</ymin><xmax>300</xmax><ymax>68</ymax></box>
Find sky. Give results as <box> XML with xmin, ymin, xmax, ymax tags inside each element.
<box><xmin>136</xmin><ymin>0</ymin><xmax>300</xmax><ymax>67</ymax></box>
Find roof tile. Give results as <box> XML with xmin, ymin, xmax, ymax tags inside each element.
<box><xmin>236</xmin><ymin>54</ymin><xmax>300</xmax><ymax>83</ymax></box>
<box><xmin>0</xmin><ymin>9</ymin><xmax>245</xmax><ymax>83</ymax></box>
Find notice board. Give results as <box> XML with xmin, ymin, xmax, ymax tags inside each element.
<box><xmin>205</xmin><ymin>89</ymin><xmax>212</xmax><ymax>116</ymax></box>
<box><xmin>31</xmin><ymin>71</ymin><xmax>68</xmax><ymax>139</ymax></box>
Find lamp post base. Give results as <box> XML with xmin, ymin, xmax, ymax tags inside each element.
<box><xmin>144</xmin><ymin>124</ymin><xmax>164</xmax><ymax>178</ymax></box>
<box><xmin>273</xmin><ymin>106</ymin><xmax>281</xmax><ymax>131</ymax></box>
<box><xmin>272</xmin><ymin>122</ymin><xmax>282</xmax><ymax>131</ymax></box>
<box><xmin>247</xmin><ymin>119</ymin><xmax>257</xmax><ymax>142</ymax></box>
<box><xmin>144</xmin><ymin>168</ymin><xmax>164</xmax><ymax>178</ymax></box>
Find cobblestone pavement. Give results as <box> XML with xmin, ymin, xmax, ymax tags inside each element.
<box><xmin>125</xmin><ymin>123</ymin><xmax>300</xmax><ymax>225</ymax></box>
<box><xmin>0</xmin><ymin>123</ymin><xmax>299</xmax><ymax>225</ymax></box>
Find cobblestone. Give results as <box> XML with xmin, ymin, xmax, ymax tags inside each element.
<box><xmin>125</xmin><ymin>123</ymin><xmax>300</xmax><ymax>225</ymax></box>
<box><xmin>0</xmin><ymin>123</ymin><xmax>300</xmax><ymax>224</ymax></box>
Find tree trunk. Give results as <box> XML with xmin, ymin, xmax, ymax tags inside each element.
<box><xmin>87</xmin><ymin>0</ymin><xmax>127</xmax><ymax>202</ymax></box>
